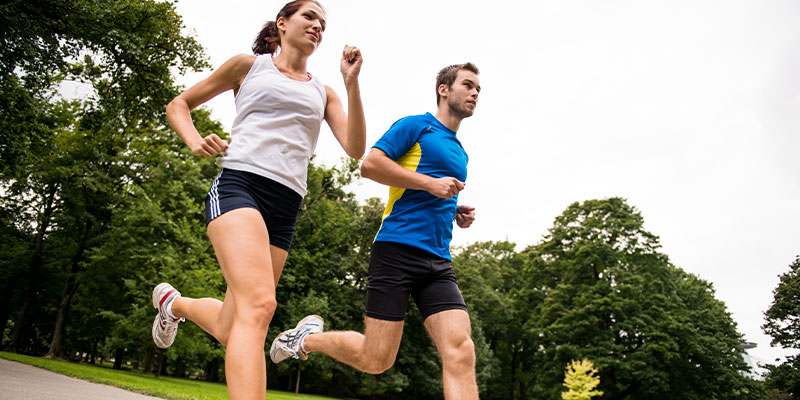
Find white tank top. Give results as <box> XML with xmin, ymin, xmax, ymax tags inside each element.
<box><xmin>217</xmin><ymin>55</ymin><xmax>327</xmax><ymax>196</ymax></box>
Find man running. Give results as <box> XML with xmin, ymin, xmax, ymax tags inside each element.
<box><xmin>271</xmin><ymin>62</ymin><xmax>481</xmax><ymax>400</ymax></box>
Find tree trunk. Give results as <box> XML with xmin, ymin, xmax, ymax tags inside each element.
<box><xmin>155</xmin><ymin>349</ymin><xmax>167</xmax><ymax>378</ymax></box>
<box><xmin>160</xmin><ymin>353</ymin><xmax>169</xmax><ymax>376</ymax></box>
<box><xmin>618</xmin><ymin>379</ymin><xmax>637</xmax><ymax>399</ymax></box>
<box><xmin>3</xmin><ymin>289</ymin><xmax>31</xmax><ymax>353</ymax></box>
<box><xmin>44</xmin><ymin>219</ymin><xmax>89</xmax><ymax>359</ymax></box>
<box><xmin>287</xmin><ymin>364</ymin><xmax>295</xmax><ymax>391</ymax></box>
<box><xmin>330</xmin><ymin>370</ymin><xmax>346</xmax><ymax>397</ymax></box>
<box><xmin>172</xmin><ymin>357</ymin><xmax>185</xmax><ymax>378</ymax></box>
<box><xmin>0</xmin><ymin>272</ymin><xmax>22</xmax><ymax>345</ymax></box>
<box><xmin>113</xmin><ymin>347</ymin><xmax>124</xmax><ymax>370</ymax></box>
<box><xmin>295</xmin><ymin>365</ymin><xmax>302</xmax><ymax>394</ymax></box>
<box><xmin>509</xmin><ymin>346</ymin><xmax>518</xmax><ymax>400</ymax></box>
<box><xmin>90</xmin><ymin>340</ymin><xmax>97</xmax><ymax>364</ymax></box>
<box><xmin>267</xmin><ymin>359</ymin><xmax>278</xmax><ymax>388</ymax></box>
<box><xmin>44</xmin><ymin>274</ymin><xmax>80</xmax><ymax>359</ymax></box>
<box><xmin>3</xmin><ymin>184</ymin><xmax>58</xmax><ymax>353</ymax></box>
<box><xmin>143</xmin><ymin>347</ymin><xmax>154</xmax><ymax>374</ymax></box>
<box><xmin>205</xmin><ymin>357</ymin><xmax>220</xmax><ymax>382</ymax></box>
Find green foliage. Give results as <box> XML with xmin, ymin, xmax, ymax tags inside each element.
<box><xmin>452</xmin><ymin>199</ymin><xmax>755</xmax><ymax>400</ymax></box>
<box><xmin>521</xmin><ymin>198</ymin><xmax>752</xmax><ymax>399</ymax></box>
<box><xmin>763</xmin><ymin>256</ymin><xmax>800</xmax><ymax>396</ymax></box>
<box><xmin>83</xmin><ymin>112</ymin><xmax>223</xmax><ymax>373</ymax></box>
<box><xmin>764</xmin><ymin>256</ymin><xmax>800</xmax><ymax>349</ymax></box>
<box><xmin>0</xmin><ymin>0</ymin><xmax>207</xmax><ymax>115</ymax></box>
<box><xmin>0</xmin><ymin>0</ymin><xmax>208</xmax><ymax>363</ymax></box>
<box><xmin>561</xmin><ymin>359</ymin><xmax>603</xmax><ymax>400</ymax></box>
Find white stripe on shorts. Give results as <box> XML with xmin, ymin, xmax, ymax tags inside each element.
<box><xmin>209</xmin><ymin>170</ymin><xmax>223</xmax><ymax>220</ymax></box>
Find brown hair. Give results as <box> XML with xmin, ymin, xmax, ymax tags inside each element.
<box><xmin>252</xmin><ymin>0</ymin><xmax>323</xmax><ymax>54</ymax></box>
<box><xmin>435</xmin><ymin>62</ymin><xmax>480</xmax><ymax>105</ymax></box>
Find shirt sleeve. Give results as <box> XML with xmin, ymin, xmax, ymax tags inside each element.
<box><xmin>372</xmin><ymin>116</ymin><xmax>425</xmax><ymax>161</ymax></box>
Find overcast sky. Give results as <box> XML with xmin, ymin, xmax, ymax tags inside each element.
<box><xmin>172</xmin><ymin>0</ymin><xmax>800</xmax><ymax>369</ymax></box>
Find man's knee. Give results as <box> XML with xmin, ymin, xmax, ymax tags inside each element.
<box><xmin>359</xmin><ymin>317</ymin><xmax>404</xmax><ymax>374</ymax></box>
<box><xmin>361</xmin><ymin>353</ymin><xmax>396</xmax><ymax>374</ymax></box>
<box><xmin>443</xmin><ymin>334</ymin><xmax>476</xmax><ymax>369</ymax></box>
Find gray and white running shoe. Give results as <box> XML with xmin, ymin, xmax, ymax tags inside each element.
<box><xmin>269</xmin><ymin>315</ymin><xmax>324</xmax><ymax>363</ymax></box>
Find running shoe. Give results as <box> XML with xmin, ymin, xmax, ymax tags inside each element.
<box><xmin>151</xmin><ymin>282</ymin><xmax>184</xmax><ymax>349</ymax></box>
<box><xmin>269</xmin><ymin>315</ymin><xmax>324</xmax><ymax>363</ymax></box>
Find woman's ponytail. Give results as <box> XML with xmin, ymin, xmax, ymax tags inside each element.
<box><xmin>252</xmin><ymin>21</ymin><xmax>280</xmax><ymax>54</ymax></box>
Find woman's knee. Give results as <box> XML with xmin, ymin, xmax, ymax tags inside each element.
<box><xmin>215</xmin><ymin>331</ymin><xmax>229</xmax><ymax>347</ymax></box>
<box><xmin>236</xmin><ymin>295</ymin><xmax>278</xmax><ymax>327</ymax></box>
<box><xmin>251</xmin><ymin>296</ymin><xmax>278</xmax><ymax>322</ymax></box>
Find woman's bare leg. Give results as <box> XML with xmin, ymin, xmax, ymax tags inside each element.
<box><xmin>194</xmin><ymin>208</ymin><xmax>281</xmax><ymax>400</ymax></box>
<box><xmin>171</xmin><ymin>248</ymin><xmax>288</xmax><ymax>346</ymax></box>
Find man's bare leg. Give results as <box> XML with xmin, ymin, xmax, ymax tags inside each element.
<box><xmin>425</xmin><ymin>309</ymin><xmax>479</xmax><ymax>400</ymax></box>
<box><xmin>302</xmin><ymin>316</ymin><xmax>404</xmax><ymax>374</ymax></box>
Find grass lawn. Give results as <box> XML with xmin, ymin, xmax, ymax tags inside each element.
<box><xmin>0</xmin><ymin>352</ymin><xmax>340</xmax><ymax>400</ymax></box>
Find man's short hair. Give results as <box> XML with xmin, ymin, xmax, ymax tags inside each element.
<box><xmin>435</xmin><ymin>62</ymin><xmax>480</xmax><ymax>105</ymax></box>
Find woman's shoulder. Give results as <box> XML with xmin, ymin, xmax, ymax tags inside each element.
<box><xmin>213</xmin><ymin>54</ymin><xmax>259</xmax><ymax>87</ymax></box>
<box><xmin>223</xmin><ymin>54</ymin><xmax>258</xmax><ymax>71</ymax></box>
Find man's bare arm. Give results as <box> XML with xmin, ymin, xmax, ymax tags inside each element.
<box><xmin>360</xmin><ymin>148</ymin><xmax>464</xmax><ymax>199</ymax></box>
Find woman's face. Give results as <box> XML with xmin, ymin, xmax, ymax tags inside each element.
<box><xmin>278</xmin><ymin>2</ymin><xmax>327</xmax><ymax>53</ymax></box>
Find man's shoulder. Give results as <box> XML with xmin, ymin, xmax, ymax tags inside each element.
<box><xmin>390</xmin><ymin>113</ymin><xmax>435</xmax><ymax>129</ymax></box>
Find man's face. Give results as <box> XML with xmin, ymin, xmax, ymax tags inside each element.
<box><xmin>445</xmin><ymin>70</ymin><xmax>481</xmax><ymax>119</ymax></box>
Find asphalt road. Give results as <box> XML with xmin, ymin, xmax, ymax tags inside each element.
<box><xmin>0</xmin><ymin>357</ymin><xmax>163</xmax><ymax>400</ymax></box>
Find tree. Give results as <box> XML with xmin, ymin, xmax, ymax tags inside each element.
<box><xmin>763</xmin><ymin>256</ymin><xmax>800</xmax><ymax>396</ymax></box>
<box><xmin>0</xmin><ymin>205</ymin><xmax>31</xmax><ymax>345</ymax></box>
<box><xmin>0</xmin><ymin>0</ymin><xmax>206</xmax><ymax>357</ymax></box>
<box><xmin>1</xmin><ymin>0</ymin><xmax>206</xmax><ymax>120</ymax></box>
<box><xmin>2</xmin><ymin>100</ymin><xmax>83</xmax><ymax>354</ymax></box>
<box><xmin>521</xmin><ymin>198</ymin><xmax>754</xmax><ymax>399</ymax></box>
<box><xmin>562</xmin><ymin>359</ymin><xmax>603</xmax><ymax>400</ymax></box>
<box><xmin>77</xmin><ymin>108</ymin><xmax>224</xmax><ymax>372</ymax></box>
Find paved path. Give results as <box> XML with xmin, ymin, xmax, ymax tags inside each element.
<box><xmin>0</xmin><ymin>358</ymin><xmax>163</xmax><ymax>400</ymax></box>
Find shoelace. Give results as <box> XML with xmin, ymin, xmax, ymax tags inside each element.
<box><xmin>279</xmin><ymin>329</ymin><xmax>305</xmax><ymax>346</ymax></box>
<box><xmin>279</xmin><ymin>329</ymin><xmax>312</xmax><ymax>358</ymax></box>
<box><xmin>158</xmin><ymin>311</ymin><xmax>179</xmax><ymax>332</ymax></box>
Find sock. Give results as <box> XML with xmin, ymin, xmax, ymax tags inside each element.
<box><xmin>165</xmin><ymin>297</ymin><xmax>179</xmax><ymax>320</ymax></box>
<box><xmin>299</xmin><ymin>331</ymin><xmax>310</xmax><ymax>354</ymax></box>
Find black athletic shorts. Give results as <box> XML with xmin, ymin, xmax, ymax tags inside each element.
<box><xmin>204</xmin><ymin>168</ymin><xmax>303</xmax><ymax>252</ymax></box>
<box><xmin>365</xmin><ymin>241</ymin><xmax>468</xmax><ymax>321</ymax></box>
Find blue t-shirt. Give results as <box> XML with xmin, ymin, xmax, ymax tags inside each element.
<box><xmin>372</xmin><ymin>113</ymin><xmax>468</xmax><ymax>260</ymax></box>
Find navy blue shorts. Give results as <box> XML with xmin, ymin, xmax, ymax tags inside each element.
<box><xmin>205</xmin><ymin>168</ymin><xmax>303</xmax><ymax>252</ymax></box>
<box><xmin>365</xmin><ymin>241</ymin><xmax>468</xmax><ymax>321</ymax></box>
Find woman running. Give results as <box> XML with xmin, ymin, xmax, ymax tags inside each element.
<box><xmin>153</xmin><ymin>1</ymin><xmax>365</xmax><ymax>398</ymax></box>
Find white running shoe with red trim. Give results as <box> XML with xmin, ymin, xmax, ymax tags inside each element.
<box><xmin>151</xmin><ymin>282</ymin><xmax>184</xmax><ymax>349</ymax></box>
